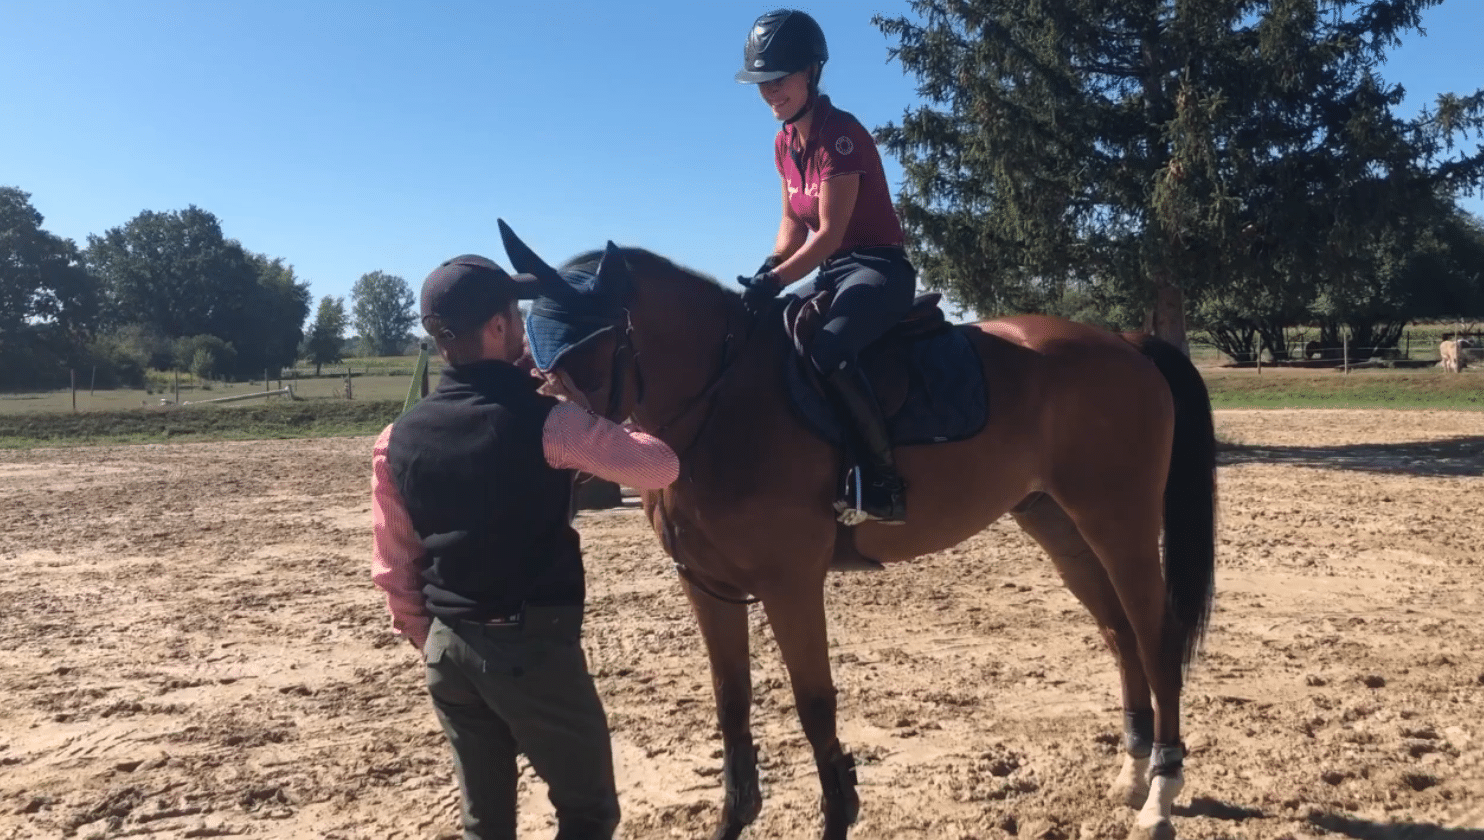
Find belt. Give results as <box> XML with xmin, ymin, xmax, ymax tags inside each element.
<box><xmin>825</xmin><ymin>244</ymin><xmax>906</xmax><ymax>262</ymax></box>
<box><xmin>446</xmin><ymin>610</ymin><xmax>524</xmax><ymax>628</ymax></box>
<box><xmin>441</xmin><ymin>602</ymin><xmax>584</xmax><ymax>636</ymax></box>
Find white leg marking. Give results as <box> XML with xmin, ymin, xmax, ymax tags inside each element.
<box><xmin>1109</xmin><ymin>753</ymin><xmax>1151</xmax><ymax>808</ymax></box>
<box><xmin>1132</xmin><ymin>770</ymin><xmax>1183</xmax><ymax>840</ymax></box>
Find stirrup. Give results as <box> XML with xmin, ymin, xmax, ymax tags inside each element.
<box><xmin>834</xmin><ymin>466</ymin><xmax>907</xmax><ymax>526</ymax></box>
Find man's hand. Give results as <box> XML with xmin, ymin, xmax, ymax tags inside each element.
<box><xmin>538</xmin><ymin>368</ymin><xmax>594</xmax><ymax>414</ymax></box>
<box><xmin>514</xmin><ymin>338</ymin><xmax>536</xmax><ymax>373</ymax></box>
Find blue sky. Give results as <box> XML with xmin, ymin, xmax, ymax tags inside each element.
<box><xmin>3</xmin><ymin>1</ymin><xmax>1481</xmax><ymax>325</ymax></box>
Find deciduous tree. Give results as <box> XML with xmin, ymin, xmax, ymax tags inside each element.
<box><xmin>0</xmin><ymin>187</ymin><xmax>99</xmax><ymax>388</ymax></box>
<box><xmin>351</xmin><ymin>271</ymin><xmax>416</xmax><ymax>357</ymax></box>
<box><xmin>304</xmin><ymin>295</ymin><xmax>349</xmax><ymax>375</ymax></box>
<box><xmin>86</xmin><ymin>206</ymin><xmax>310</xmax><ymax>377</ymax></box>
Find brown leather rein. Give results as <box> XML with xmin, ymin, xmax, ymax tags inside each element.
<box><xmin>603</xmin><ymin>306</ymin><xmax>766</xmax><ymax>606</ymax></box>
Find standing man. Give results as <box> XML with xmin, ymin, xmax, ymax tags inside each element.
<box><xmin>371</xmin><ymin>254</ymin><xmax>679</xmax><ymax>840</ymax></box>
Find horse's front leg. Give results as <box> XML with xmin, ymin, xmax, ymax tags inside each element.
<box><xmin>760</xmin><ymin>573</ymin><xmax>857</xmax><ymax>840</ymax></box>
<box><xmin>683</xmin><ymin>581</ymin><xmax>761</xmax><ymax>840</ymax></box>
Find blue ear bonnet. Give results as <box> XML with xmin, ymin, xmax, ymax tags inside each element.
<box><xmin>524</xmin><ymin>269</ymin><xmax>626</xmax><ymax>371</ymax></box>
<box><xmin>498</xmin><ymin>219</ymin><xmax>631</xmax><ymax>372</ymax></box>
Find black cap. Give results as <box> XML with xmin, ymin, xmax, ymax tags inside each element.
<box><xmin>420</xmin><ymin>254</ymin><xmax>540</xmax><ymax>338</ymax></box>
<box><xmin>735</xmin><ymin>9</ymin><xmax>828</xmax><ymax>84</ymax></box>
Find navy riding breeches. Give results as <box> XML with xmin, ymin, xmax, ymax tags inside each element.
<box><xmin>790</xmin><ymin>246</ymin><xmax>917</xmax><ymax>374</ymax></box>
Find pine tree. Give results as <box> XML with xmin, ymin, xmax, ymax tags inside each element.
<box><xmin>875</xmin><ymin>0</ymin><xmax>1484</xmax><ymax>352</ymax></box>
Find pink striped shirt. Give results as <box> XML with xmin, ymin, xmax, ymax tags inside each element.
<box><xmin>370</xmin><ymin>401</ymin><xmax>678</xmax><ymax>648</ymax></box>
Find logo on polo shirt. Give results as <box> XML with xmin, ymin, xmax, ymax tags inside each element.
<box><xmin>786</xmin><ymin>179</ymin><xmax>820</xmax><ymax>200</ymax></box>
<box><xmin>835</xmin><ymin>136</ymin><xmax>854</xmax><ymax>156</ymax></box>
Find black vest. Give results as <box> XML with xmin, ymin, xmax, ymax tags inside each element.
<box><xmin>387</xmin><ymin>360</ymin><xmax>581</xmax><ymax>620</ymax></box>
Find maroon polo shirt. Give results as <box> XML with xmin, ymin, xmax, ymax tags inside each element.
<box><xmin>774</xmin><ymin>95</ymin><xmax>905</xmax><ymax>254</ymax></box>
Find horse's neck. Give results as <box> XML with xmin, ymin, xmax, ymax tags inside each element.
<box><xmin>628</xmin><ymin>268</ymin><xmax>738</xmax><ymax>436</ymax></box>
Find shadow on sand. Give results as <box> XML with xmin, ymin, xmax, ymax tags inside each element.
<box><xmin>1309</xmin><ymin>811</ymin><xmax>1484</xmax><ymax>840</ymax></box>
<box><xmin>1170</xmin><ymin>799</ymin><xmax>1484</xmax><ymax>840</ymax></box>
<box><xmin>1174</xmin><ymin>797</ymin><xmax>1265</xmax><ymax>821</ymax></box>
<box><xmin>1219</xmin><ymin>436</ymin><xmax>1484</xmax><ymax>478</ymax></box>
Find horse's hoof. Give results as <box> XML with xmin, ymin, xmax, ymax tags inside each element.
<box><xmin>820</xmin><ymin>800</ymin><xmax>858</xmax><ymax>840</ymax></box>
<box><xmin>1108</xmin><ymin>755</ymin><xmax>1150</xmax><ymax>809</ymax></box>
<box><xmin>1126</xmin><ymin>816</ymin><xmax>1176</xmax><ymax>840</ymax></box>
<box><xmin>1108</xmin><ymin>777</ymin><xmax>1150</xmax><ymax>809</ymax></box>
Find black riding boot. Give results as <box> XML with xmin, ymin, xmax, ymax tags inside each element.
<box><xmin>823</xmin><ymin>365</ymin><xmax>907</xmax><ymax>525</ymax></box>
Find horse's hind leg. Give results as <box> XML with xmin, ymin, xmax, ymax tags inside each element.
<box><xmin>1011</xmin><ymin>494</ymin><xmax>1153</xmax><ymax>808</ymax></box>
<box><xmin>759</xmin><ymin>570</ymin><xmax>858</xmax><ymax>840</ymax></box>
<box><xmin>1062</xmin><ymin>496</ymin><xmax>1187</xmax><ymax>840</ymax></box>
<box><xmin>683</xmin><ymin>584</ymin><xmax>762</xmax><ymax>840</ymax></box>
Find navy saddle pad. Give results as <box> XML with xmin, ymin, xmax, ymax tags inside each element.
<box><xmin>782</xmin><ymin>292</ymin><xmax>988</xmax><ymax>448</ymax></box>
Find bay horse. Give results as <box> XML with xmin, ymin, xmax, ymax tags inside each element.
<box><xmin>499</xmin><ymin>223</ymin><xmax>1216</xmax><ymax>840</ymax></box>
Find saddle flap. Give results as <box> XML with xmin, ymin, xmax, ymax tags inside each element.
<box><xmin>888</xmin><ymin>293</ymin><xmax>949</xmax><ymax>342</ymax></box>
<box><xmin>784</xmin><ymin>290</ymin><xmax>949</xmax><ymax>360</ymax></box>
<box><xmin>907</xmin><ymin>292</ymin><xmax>942</xmax><ymax>317</ymax></box>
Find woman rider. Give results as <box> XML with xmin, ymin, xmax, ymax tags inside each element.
<box><xmin>735</xmin><ymin>8</ymin><xmax>916</xmax><ymax>525</ymax></box>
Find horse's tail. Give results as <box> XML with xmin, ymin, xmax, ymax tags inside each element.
<box><xmin>1137</xmin><ymin>336</ymin><xmax>1217</xmax><ymax>672</ymax></box>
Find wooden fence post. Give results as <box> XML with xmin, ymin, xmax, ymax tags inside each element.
<box><xmin>1343</xmin><ymin>333</ymin><xmax>1349</xmax><ymax>374</ymax></box>
<box><xmin>71</xmin><ymin>369</ymin><xmax>77</xmax><ymax>413</ymax></box>
<box><xmin>421</xmin><ymin>342</ymin><xmax>430</xmax><ymax>398</ymax></box>
<box><xmin>90</xmin><ymin>365</ymin><xmax>97</xmax><ymax>396</ymax></box>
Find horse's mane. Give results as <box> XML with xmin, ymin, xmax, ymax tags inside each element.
<box><xmin>561</xmin><ymin>247</ymin><xmax>740</xmax><ymax>306</ymax></box>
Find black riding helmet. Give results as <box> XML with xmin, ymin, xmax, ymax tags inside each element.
<box><xmin>734</xmin><ymin>9</ymin><xmax>828</xmax><ymax>85</ymax></box>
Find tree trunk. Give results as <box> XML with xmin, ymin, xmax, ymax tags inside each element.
<box><xmin>1208</xmin><ymin>325</ymin><xmax>1256</xmax><ymax>364</ymax></box>
<box><xmin>1143</xmin><ymin>279</ymin><xmax>1189</xmax><ymax>355</ymax></box>
<box><xmin>1256</xmin><ymin>322</ymin><xmax>1291</xmax><ymax>361</ymax></box>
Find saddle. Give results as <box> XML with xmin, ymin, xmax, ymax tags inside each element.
<box><xmin>781</xmin><ymin>290</ymin><xmax>988</xmax><ymax>448</ymax></box>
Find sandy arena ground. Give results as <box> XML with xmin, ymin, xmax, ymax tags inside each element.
<box><xmin>0</xmin><ymin>409</ymin><xmax>1481</xmax><ymax>840</ymax></box>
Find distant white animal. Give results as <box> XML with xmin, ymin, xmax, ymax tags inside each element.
<box><xmin>1440</xmin><ymin>338</ymin><xmax>1473</xmax><ymax>373</ymax></box>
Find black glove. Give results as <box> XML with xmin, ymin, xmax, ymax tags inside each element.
<box><xmin>739</xmin><ymin>255</ymin><xmax>783</xmax><ymax>315</ymax></box>
<box><xmin>739</xmin><ymin>270</ymin><xmax>782</xmax><ymax>315</ymax></box>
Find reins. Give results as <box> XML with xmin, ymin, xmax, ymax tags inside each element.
<box><xmin>618</xmin><ymin>304</ymin><xmax>762</xmax><ymax>466</ymax></box>
<box><xmin>610</xmin><ymin>298</ymin><xmax>767</xmax><ymax>607</ymax></box>
<box><xmin>657</xmin><ymin>492</ymin><xmax>762</xmax><ymax>606</ymax></box>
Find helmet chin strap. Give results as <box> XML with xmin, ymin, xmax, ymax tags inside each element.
<box><xmin>783</xmin><ymin>93</ymin><xmax>815</xmax><ymax>126</ymax></box>
<box><xmin>781</xmin><ymin>65</ymin><xmax>821</xmax><ymax>126</ymax></box>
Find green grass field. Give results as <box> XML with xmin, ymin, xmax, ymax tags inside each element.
<box><xmin>0</xmin><ymin>353</ymin><xmax>1479</xmax><ymax>448</ymax></box>
<box><xmin>1202</xmin><ymin>367</ymin><xmax>1483</xmax><ymax>409</ymax></box>
<box><xmin>1</xmin><ymin>370</ymin><xmax>418</xmax><ymax>415</ymax></box>
<box><xmin>0</xmin><ymin>400</ymin><xmax>403</xmax><ymax>447</ymax></box>
<box><xmin>0</xmin><ymin>360</ymin><xmax>423</xmax><ymax>446</ymax></box>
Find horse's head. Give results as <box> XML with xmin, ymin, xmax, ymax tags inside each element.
<box><xmin>498</xmin><ymin>219</ymin><xmax>641</xmax><ymax>421</ymax></box>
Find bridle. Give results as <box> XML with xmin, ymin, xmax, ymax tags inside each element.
<box><xmin>599</xmin><ymin>305</ymin><xmax>760</xmax><ymax>465</ymax></box>
<box><xmin>592</xmin><ymin>304</ymin><xmax>767</xmax><ymax>608</ymax></box>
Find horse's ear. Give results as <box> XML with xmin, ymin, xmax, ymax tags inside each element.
<box><xmin>592</xmin><ymin>241</ymin><xmax>634</xmax><ymax>302</ymax></box>
<box><xmin>498</xmin><ymin>219</ymin><xmax>565</xmax><ymax>295</ymax></box>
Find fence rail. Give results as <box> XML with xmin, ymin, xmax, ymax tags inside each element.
<box><xmin>1193</xmin><ymin>328</ymin><xmax>1484</xmax><ymax>367</ymax></box>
